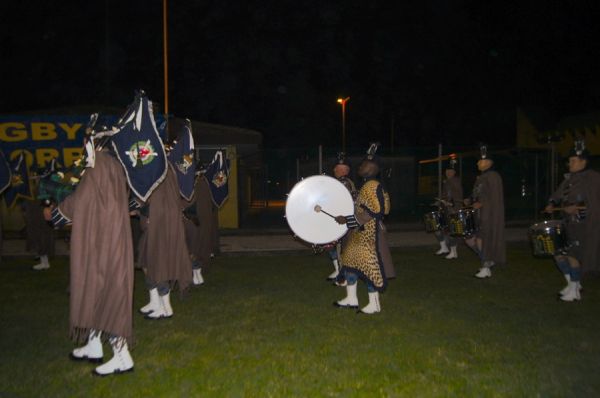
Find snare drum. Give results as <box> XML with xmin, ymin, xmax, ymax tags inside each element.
<box><xmin>528</xmin><ymin>220</ymin><xmax>567</xmax><ymax>257</ymax></box>
<box><xmin>423</xmin><ymin>210</ymin><xmax>445</xmax><ymax>232</ymax></box>
<box><xmin>447</xmin><ymin>208</ymin><xmax>477</xmax><ymax>237</ymax></box>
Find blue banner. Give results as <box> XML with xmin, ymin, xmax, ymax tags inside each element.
<box><xmin>3</xmin><ymin>151</ymin><xmax>33</xmax><ymax>207</ymax></box>
<box><xmin>168</xmin><ymin>120</ymin><xmax>196</xmax><ymax>201</ymax></box>
<box><xmin>205</xmin><ymin>151</ymin><xmax>230</xmax><ymax>208</ymax></box>
<box><xmin>0</xmin><ymin>150</ymin><xmax>11</xmax><ymax>194</ymax></box>
<box><xmin>110</xmin><ymin>93</ymin><xmax>168</xmax><ymax>202</ymax></box>
<box><xmin>0</xmin><ymin>113</ymin><xmax>166</xmax><ymax>172</ymax></box>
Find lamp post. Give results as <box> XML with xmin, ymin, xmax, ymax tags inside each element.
<box><xmin>337</xmin><ymin>97</ymin><xmax>350</xmax><ymax>152</ymax></box>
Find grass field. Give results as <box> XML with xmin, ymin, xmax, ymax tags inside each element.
<box><xmin>1</xmin><ymin>244</ymin><xmax>599</xmax><ymax>397</ymax></box>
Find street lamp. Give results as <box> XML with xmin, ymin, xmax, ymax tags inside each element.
<box><xmin>337</xmin><ymin>97</ymin><xmax>350</xmax><ymax>152</ymax></box>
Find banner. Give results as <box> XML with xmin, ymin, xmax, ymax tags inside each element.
<box><xmin>205</xmin><ymin>150</ymin><xmax>230</xmax><ymax>208</ymax></box>
<box><xmin>3</xmin><ymin>152</ymin><xmax>33</xmax><ymax>207</ymax></box>
<box><xmin>0</xmin><ymin>150</ymin><xmax>11</xmax><ymax>194</ymax></box>
<box><xmin>0</xmin><ymin>113</ymin><xmax>166</xmax><ymax>171</ymax></box>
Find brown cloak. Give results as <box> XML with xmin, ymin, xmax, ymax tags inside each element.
<box><xmin>24</xmin><ymin>199</ymin><xmax>55</xmax><ymax>256</ymax></box>
<box><xmin>184</xmin><ymin>176</ymin><xmax>218</xmax><ymax>269</ymax></box>
<box><xmin>443</xmin><ymin>176</ymin><xmax>463</xmax><ymax>214</ymax></box>
<box><xmin>550</xmin><ymin>168</ymin><xmax>600</xmax><ymax>274</ymax></box>
<box><xmin>138</xmin><ymin>164</ymin><xmax>192</xmax><ymax>291</ymax></box>
<box><xmin>473</xmin><ymin>169</ymin><xmax>506</xmax><ymax>265</ymax></box>
<box><xmin>57</xmin><ymin>151</ymin><xmax>134</xmax><ymax>343</ymax></box>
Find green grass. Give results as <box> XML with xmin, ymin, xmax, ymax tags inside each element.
<box><xmin>1</xmin><ymin>244</ymin><xmax>600</xmax><ymax>397</ymax></box>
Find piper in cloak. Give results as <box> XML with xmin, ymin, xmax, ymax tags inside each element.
<box><xmin>334</xmin><ymin>143</ymin><xmax>395</xmax><ymax>314</ymax></box>
<box><xmin>544</xmin><ymin>139</ymin><xmax>600</xmax><ymax>301</ymax></box>
<box><xmin>465</xmin><ymin>144</ymin><xmax>506</xmax><ymax>279</ymax></box>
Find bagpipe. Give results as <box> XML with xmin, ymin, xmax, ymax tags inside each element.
<box><xmin>37</xmin><ymin>163</ymin><xmax>85</xmax><ymax>206</ymax></box>
<box><xmin>37</xmin><ymin>113</ymin><xmax>98</xmax><ymax>206</ymax></box>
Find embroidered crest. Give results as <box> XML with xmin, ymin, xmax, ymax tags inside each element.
<box><xmin>125</xmin><ymin>140</ymin><xmax>158</xmax><ymax>167</ymax></box>
<box><xmin>11</xmin><ymin>174</ymin><xmax>24</xmax><ymax>186</ymax></box>
<box><xmin>176</xmin><ymin>154</ymin><xmax>194</xmax><ymax>175</ymax></box>
<box><xmin>212</xmin><ymin>170</ymin><xmax>228</xmax><ymax>188</ymax></box>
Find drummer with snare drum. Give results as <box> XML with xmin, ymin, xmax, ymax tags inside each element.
<box><xmin>543</xmin><ymin>139</ymin><xmax>600</xmax><ymax>302</ymax></box>
<box><xmin>433</xmin><ymin>155</ymin><xmax>463</xmax><ymax>259</ymax></box>
<box><xmin>464</xmin><ymin>144</ymin><xmax>506</xmax><ymax>279</ymax></box>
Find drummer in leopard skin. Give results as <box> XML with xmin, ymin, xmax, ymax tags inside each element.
<box><xmin>544</xmin><ymin>139</ymin><xmax>600</xmax><ymax>302</ymax></box>
<box><xmin>464</xmin><ymin>144</ymin><xmax>506</xmax><ymax>279</ymax></box>
<box><xmin>334</xmin><ymin>143</ymin><xmax>395</xmax><ymax>314</ymax></box>
<box><xmin>433</xmin><ymin>155</ymin><xmax>463</xmax><ymax>259</ymax></box>
<box><xmin>326</xmin><ymin>152</ymin><xmax>357</xmax><ymax>284</ymax></box>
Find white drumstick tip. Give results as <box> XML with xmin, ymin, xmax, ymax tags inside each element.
<box><xmin>314</xmin><ymin>204</ymin><xmax>322</xmax><ymax>212</ymax></box>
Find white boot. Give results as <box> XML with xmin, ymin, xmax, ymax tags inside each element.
<box><xmin>435</xmin><ymin>241</ymin><xmax>449</xmax><ymax>255</ymax></box>
<box><xmin>94</xmin><ymin>339</ymin><xmax>133</xmax><ymax>376</ymax></box>
<box><xmin>32</xmin><ymin>255</ymin><xmax>50</xmax><ymax>270</ymax></box>
<box><xmin>139</xmin><ymin>288</ymin><xmax>160</xmax><ymax>315</ymax></box>
<box><xmin>560</xmin><ymin>281</ymin><xmax>581</xmax><ymax>302</ymax></box>
<box><xmin>327</xmin><ymin>259</ymin><xmax>340</xmax><ymax>280</ymax></box>
<box><xmin>360</xmin><ymin>292</ymin><xmax>381</xmax><ymax>314</ymax></box>
<box><xmin>559</xmin><ymin>274</ymin><xmax>571</xmax><ymax>296</ymax></box>
<box><xmin>334</xmin><ymin>283</ymin><xmax>358</xmax><ymax>308</ymax></box>
<box><xmin>445</xmin><ymin>246</ymin><xmax>458</xmax><ymax>259</ymax></box>
<box><xmin>475</xmin><ymin>267</ymin><xmax>492</xmax><ymax>278</ymax></box>
<box><xmin>146</xmin><ymin>292</ymin><xmax>173</xmax><ymax>319</ymax></box>
<box><xmin>193</xmin><ymin>268</ymin><xmax>204</xmax><ymax>285</ymax></box>
<box><xmin>70</xmin><ymin>330</ymin><xmax>103</xmax><ymax>363</ymax></box>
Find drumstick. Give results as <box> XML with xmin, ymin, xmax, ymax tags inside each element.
<box><xmin>314</xmin><ymin>204</ymin><xmax>336</xmax><ymax>219</ymax></box>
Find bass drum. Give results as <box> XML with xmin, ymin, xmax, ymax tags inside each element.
<box><xmin>285</xmin><ymin>175</ymin><xmax>354</xmax><ymax>245</ymax></box>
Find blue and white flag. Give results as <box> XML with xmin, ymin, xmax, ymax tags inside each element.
<box><xmin>110</xmin><ymin>92</ymin><xmax>168</xmax><ymax>202</ymax></box>
<box><xmin>0</xmin><ymin>150</ymin><xmax>11</xmax><ymax>195</ymax></box>
<box><xmin>3</xmin><ymin>152</ymin><xmax>34</xmax><ymax>207</ymax></box>
<box><xmin>167</xmin><ymin>119</ymin><xmax>196</xmax><ymax>201</ymax></box>
<box><xmin>205</xmin><ymin>150</ymin><xmax>229</xmax><ymax>208</ymax></box>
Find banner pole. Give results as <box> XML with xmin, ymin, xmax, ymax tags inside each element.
<box><xmin>163</xmin><ymin>0</ymin><xmax>169</xmax><ymax>116</ymax></box>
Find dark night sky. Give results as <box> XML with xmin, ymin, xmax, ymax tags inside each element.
<box><xmin>2</xmin><ymin>1</ymin><xmax>600</xmax><ymax>150</ymax></box>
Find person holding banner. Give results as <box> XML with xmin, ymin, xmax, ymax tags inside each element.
<box><xmin>137</xmin><ymin>160</ymin><xmax>193</xmax><ymax>319</ymax></box>
<box><xmin>184</xmin><ymin>163</ymin><xmax>220</xmax><ymax>285</ymax></box>
<box><xmin>45</xmin><ymin>130</ymin><xmax>135</xmax><ymax>376</ymax></box>
<box><xmin>334</xmin><ymin>143</ymin><xmax>394</xmax><ymax>314</ymax></box>
<box><xmin>544</xmin><ymin>140</ymin><xmax>600</xmax><ymax>301</ymax></box>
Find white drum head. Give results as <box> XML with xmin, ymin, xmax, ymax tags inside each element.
<box><xmin>285</xmin><ymin>175</ymin><xmax>354</xmax><ymax>245</ymax></box>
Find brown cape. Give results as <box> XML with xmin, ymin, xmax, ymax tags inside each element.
<box><xmin>550</xmin><ymin>168</ymin><xmax>600</xmax><ymax>274</ymax></box>
<box><xmin>184</xmin><ymin>176</ymin><xmax>218</xmax><ymax>269</ymax></box>
<box><xmin>24</xmin><ymin>199</ymin><xmax>55</xmax><ymax>256</ymax></box>
<box><xmin>473</xmin><ymin>169</ymin><xmax>506</xmax><ymax>265</ymax></box>
<box><xmin>58</xmin><ymin>151</ymin><xmax>134</xmax><ymax>344</ymax></box>
<box><xmin>443</xmin><ymin>175</ymin><xmax>463</xmax><ymax>214</ymax></box>
<box><xmin>138</xmin><ymin>164</ymin><xmax>192</xmax><ymax>291</ymax></box>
